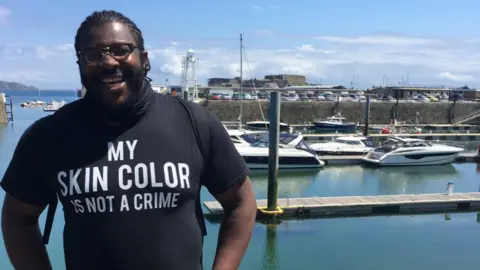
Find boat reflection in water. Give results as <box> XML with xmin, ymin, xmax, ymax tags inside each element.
<box><xmin>371</xmin><ymin>164</ymin><xmax>460</xmax><ymax>195</ymax></box>
<box><xmin>249</xmin><ymin>169</ymin><xmax>321</xmax><ymax>199</ymax></box>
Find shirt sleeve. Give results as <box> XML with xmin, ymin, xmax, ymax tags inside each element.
<box><xmin>201</xmin><ymin>111</ymin><xmax>250</xmax><ymax>196</ymax></box>
<box><xmin>0</xmin><ymin>117</ymin><xmax>55</xmax><ymax>206</ymax></box>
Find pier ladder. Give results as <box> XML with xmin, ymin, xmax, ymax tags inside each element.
<box><xmin>6</xmin><ymin>95</ymin><xmax>13</xmax><ymax>122</ymax></box>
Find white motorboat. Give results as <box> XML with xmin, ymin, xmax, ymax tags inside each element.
<box><xmin>232</xmin><ymin>133</ymin><xmax>325</xmax><ymax>169</ymax></box>
<box><xmin>43</xmin><ymin>100</ymin><xmax>66</xmax><ymax>112</ymax></box>
<box><xmin>244</xmin><ymin>120</ymin><xmax>293</xmax><ymax>133</ymax></box>
<box><xmin>226</xmin><ymin>127</ymin><xmax>267</xmax><ymax>146</ymax></box>
<box><xmin>313</xmin><ymin>113</ymin><xmax>357</xmax><ymax>133</ymax></box>
<box><xmin>362</xmin><ymin>136</ymin><xmax>464</xmax><ymax>166</ymax></box>
<box><xmin>20</xmin><ymin>100</ymin><xmax>45</xmax><ymax>108</ymax></box>
<box><xmin>309</xmin><ymin>136</ymin><xmax>375</xmax><ymax>156</ymax></box>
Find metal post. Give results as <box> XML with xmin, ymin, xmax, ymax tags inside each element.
<box><xmin>267</xmin><ymin>91</ymin><xmax>280</xmax><ymax>211</ymax></box>
<box><xmin>447</xmin><ymin>181</ymin><xmax>454</xmax><ymax>195</ymax></box>
<box><xmin>363</xmin><ymin>95</ymin><xmax>370</xmax><ymax>136</ymax></box>
<box><xmin>239</xmin><ymin>33</ymin><xmax>244</xmax><ymax>128</ymax></box>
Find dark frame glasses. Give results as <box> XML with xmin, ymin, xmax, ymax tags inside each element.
<box><xmin>76</xmin><ymin>43</ymin><xmax>142</xmax><ymax>64</ymax></box>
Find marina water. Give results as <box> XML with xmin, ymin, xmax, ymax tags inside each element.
<box><xmin>1</xmin><ymin>91</ymin><xmax>480</xmax><ymax>269</ymax></box>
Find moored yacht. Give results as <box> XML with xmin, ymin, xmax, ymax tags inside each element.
<box><xmin>43</xmin><ymin>100</ymin><xmax>66</xmax><ymax>112</ymax></box>
<box><xmin>20</xmin><ymin>100</ymin><xmax>45</xmax><ymax>108</ymax></box>
<box><xmin>362</xmin><ymin>137</ymin><xmax>464</xmax><ymax>166</ymax></box>
<box><xmin>231</xmin><ymin>132</ymin><xmax>325</xmax><ymax>169</ymax></box>
<box><xmin>309</xmin><ymin>136</ymin><xmax>375</xmax><ymax>156</ymax></box>
<box><xmin>225</xmin><ymin>126</ymin><xmax>267</xmax><ymax>146</ymax></box>
<box><xmin>244</xmin><ymin>120</ymin><xmax>293</xmax><ymax>133</ymax></box>
<box><xmin>313</xmin><ymin>113</ymin><xmax>357</xmax><ymax>133</ymax></box>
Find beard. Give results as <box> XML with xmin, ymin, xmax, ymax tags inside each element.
<box><xmin>81</xmin><ymin>65</ymin><xmax>146</xmax><ymax>110</ymax></box>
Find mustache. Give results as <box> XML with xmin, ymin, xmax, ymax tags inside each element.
<box><xmin>95</xmin><ymin>67</ymin><xmax>143</xmax><ymax>80</ymax></box>
<box><xmin>81</xmin><ymin>66</ymin><xmax>145</xmax><ymax>90</ymax></box>
<box><xmin>96</xmin><ymin>68</ymin><xmax>126</xmax><ymax>78</ymax></box>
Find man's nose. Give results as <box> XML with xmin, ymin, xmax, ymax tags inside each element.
<box><xmin>101</xmin><ymin>54</ymin><xmax>120</xmax><ymax>68</ymax></box>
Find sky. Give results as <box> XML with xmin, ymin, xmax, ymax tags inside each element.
<box><xmin>1</xmin><ymin>0</ymin><xmax>480</xmax><ymax>90</ymax></box>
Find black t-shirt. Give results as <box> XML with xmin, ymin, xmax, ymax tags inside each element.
<box><xmin>1</xmin><ymin>90</ymin><xmax>249</xmax><ymax>270</ymax></box>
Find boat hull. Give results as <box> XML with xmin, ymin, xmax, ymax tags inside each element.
<box><xmin>362</xmin><ymin>152</ymin><xmax>461</xmax><ymax>166</ymax></box>
<box><xmin>315</xmin><ymin>150</ymin><xmax>369</xmax><ymax>156</ymax></box>
<box><xmin>236</xmin><ymin>146</ymin><xmax>325</xmax><ymax>170</ymax></box>
<box><xmin>313</xmin><ymin>123</ymin><xmax>357</xmax><ymax>132</ymax></box>
<box><xmin>247</xmin><ymin>163</ymin><xmax>325</xmax><ymax>170</ymax></box>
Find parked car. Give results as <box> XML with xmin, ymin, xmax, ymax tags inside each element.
<box><xmin>210</xmin><ymin>93</ymin><xmax>222</xmax><ymax>100</ymax></box>
<box><xmin>221</xmin><ymin>94</ymin><xmax>232</xmax><ymax>100</ymax></box>
<box><xmin>298</xmin><ymin>93</ymin><xmax>309</xmax><ymax>101</ymax></box>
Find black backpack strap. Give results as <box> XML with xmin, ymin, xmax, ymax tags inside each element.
<box><xmin>42</xmin><ymin>194</ymin><xmax>58</xmax><ymax>244</ymax></box>
<box><xmin>33</xmin><ymin>115</ymin><xmax>57</xmax><ymax>245</ymax></box>
<box><xmin>41</xmin><ymin>115</ymin><xmax>60</xmax><ymax>245</ymax></box>
<box><xmin>176</xmin><ymin>98</ymin><xmax>211</xmax><ymax>236</ymax></box>
<box><xmin>41</xmin><ymin>102</ymin><xmax>82</xmax><ymax>245</ymax></box>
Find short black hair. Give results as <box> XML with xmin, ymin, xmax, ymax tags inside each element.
<box><xmin>74</xmin><ymin>10</ymin><xmax>151</xmax><ymax>79</ymax></box>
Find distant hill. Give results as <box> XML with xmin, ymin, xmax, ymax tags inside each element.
<box><xmin>0</xmin><ymin>80</ymin><xmax>38</xmax><ymax>90</ymax></box>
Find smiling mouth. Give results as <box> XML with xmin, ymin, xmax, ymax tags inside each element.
<box><xmin>101</xmin><ymin>76</ymin><xmax>125</xmax><ymax>84</ymax></box>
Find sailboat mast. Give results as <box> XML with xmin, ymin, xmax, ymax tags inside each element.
<box><xmin>239</xmin><ymin>33</ymin><xmax>243</xmax><ymax>127</ymax></box>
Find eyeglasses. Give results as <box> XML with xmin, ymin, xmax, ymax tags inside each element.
<box><xmin>77</xmin><ymin>43</ymin><xmax>142</xmax><ymax>64</ymax></box>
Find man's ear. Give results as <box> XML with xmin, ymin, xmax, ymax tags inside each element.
<box><xmin>141</xmin><ymin>51</ymin><xmax>149</xmax><ymax>69</ymax></box>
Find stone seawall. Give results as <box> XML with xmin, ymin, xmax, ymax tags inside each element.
<box><xmin>202</xmin><ymin>100</ymin><xmax>480</xmax><ymax>124</ymax></box>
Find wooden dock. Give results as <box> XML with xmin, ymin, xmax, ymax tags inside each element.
<box><xmin>290</xmin><ymin>123</ymin><xmax>480</xmax><ymax>128</ymax></box>
<box><xmin>203</xmin><ymin>192</ymin><xmax>480</xmax><ymax>220</ymax></box>
<box><xmin>302</xmin><ymin>133</ymin><xmax>480</xmax><ymax>138</ymax></box>
<box><xmin>320</xmin><ymin>152</ymin><xmax>479</xmax><ymax>165</ymax></box>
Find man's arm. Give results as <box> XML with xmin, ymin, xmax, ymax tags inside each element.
<box><xmin>212</xmin><ymin>177</ymin><xmax>256</xmax><ymax>270</ymax></box>
<box><xmin>198</xmin><ymin>110</ymin><xmax>257</xmax><ymax>270</ymax></box>
<box><xmin>0</xmin><ymin>118</ymin><xmax>55</xmax><ymax>270</ymax></box>
<box><xmin>1</xmin><ymin>195</ymin><xmax>52</xmax><ymax>270</ymax></box>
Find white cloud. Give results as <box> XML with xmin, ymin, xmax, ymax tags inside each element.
<box><xmin>296</xmin><ymin>45</ymin><xmax>336</xmax><ymax>54</ymax></box>
<box><xmin>251</xmin><ymin>4</ymin><xmax>282</xmax><ymax>10</ymax></box>
<box><xmin>439</xmin><ymin>72</ymin><xmax>475</xmax><ymax>82</ymax></box>
<box><xmin>315</xmin><ymin>35</ymin><xmax>442</xmax><ymax>46</ymax></box>
<box><xmin>266</xmin><ymin>5</ymin><xmax>282</xmax><ymax>10</ymax></box>
<box><xmin>3</xmin><ymin>35</ymin><xmax>480</xmax><ymax>89</ymax></box>
<box><xmin>0</xmin><ymin>6</ymin><xmax>12</xmax><ymax>24</ymax></box>
<box><xmin>0</xmin><ymin>70</ymin><xmax>51</xmax><ymax>82</ymax></box>
<box><xmin>0</xmin><ymin>44</ymin><xmax>79</xmax><ymax>89</ymax></box>
<box><xmin>296</xmin><ymin>45</ymin><xmax>316</xmax><ymax>52</ymax></box>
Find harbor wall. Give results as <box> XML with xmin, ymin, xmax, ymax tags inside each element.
<box><xmin>202</xmin><ymin>101</ymin><xmax>480</xmax><ymax>124</ymax></box>
<box><xmin>0</xmin><ymin>93</ymin><xmax>7</xmax><ymax>124</ymax></box>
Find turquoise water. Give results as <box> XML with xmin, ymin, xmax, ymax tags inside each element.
<box><xmin>1</xmin><ymin>92</ymin><xmax>480</xmax><ymax>269</ymax></box>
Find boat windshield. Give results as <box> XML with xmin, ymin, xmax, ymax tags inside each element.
<box><xmin>378</xmin><ymin>139</ymin><xmax>432</xmax><ymax>151</ymax></box>
<box><xmin>245</xmin><ymin>133</ymin><xmax>316</xmax><ymax>154</ymax></box>
<box><xmin>327</xmin><ymin>117</ymin><xmax>345</xmax><ymax>122</ymax></box>
<box><xmin>383</xmin><ymin>138</ymin><xmax>432</xmax><ymax>147</ymax></box>
<box><xmin>246</xmin><ymin>122</ymin><xmax>290</xmax><ymax>132</ymax></box>
<box><xmin>333</xmin><ymin>138</ymin><xmax>374</xmax><ymax>147</ymax></box>
<box><xmin>295</xmin><ymin>140</ymin><xmax>316</xmax><ymax>154</ymax></box>
<box><xmin>361</xmin><ymin>139</ymin><xmax>375</xmax><ymax>147</ymax></box>
<box><xmin>403</xmin><ymin>141</ymin><xmax>432</xmax><ymax>147</ymax></box>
